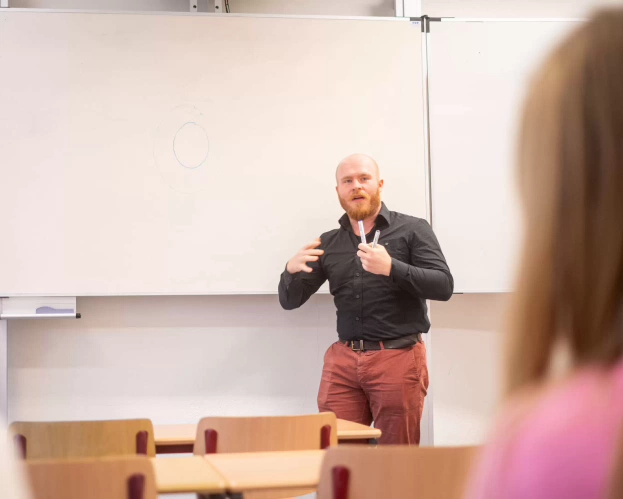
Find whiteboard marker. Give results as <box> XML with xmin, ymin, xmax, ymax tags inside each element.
<box><xmin>372</xmin><ymin>230</ymin><xmax>380</xmax><ymax>248</ymax></box>
<box><xmin>358</xmin><ymin>220</ymin><xmax>366</xmax><ymax>244</ymax></box>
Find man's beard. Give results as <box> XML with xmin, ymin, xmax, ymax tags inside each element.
<box><xmin>338</xmin><ymin>188</ymin><xmax>382</xmax><ymax>221</ymax></box>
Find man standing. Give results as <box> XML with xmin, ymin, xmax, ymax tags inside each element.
<box><xmin>278</xmin><ymin>154</ymin><xmax>453</xmax><ymax>445</ymax></box>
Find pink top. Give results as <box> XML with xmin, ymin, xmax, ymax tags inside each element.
<box><xmin>466</xmin><ymin>360</ymin><xmax>623</xmax><ymax>499</ymax></box>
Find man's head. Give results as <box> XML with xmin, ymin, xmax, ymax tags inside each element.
<box><xmin>335</xmin><ymin>154</ymin><xmax>384</xmax><ymax>220</ymax></box>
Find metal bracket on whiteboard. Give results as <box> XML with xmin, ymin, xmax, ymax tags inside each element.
<box><xmin>0</xmin><ymin>0</ymin><xmax>9</xmax><ymax>9</ymax></box>
<box><xmin>420</xmin><ymin>16</ymin><xmax>444</xmax><ymax>33</ymax></box>
<box><xmin>0</xmin><ymin>297</ymin><xmax>80</xmax><ymax>320</ymax></box>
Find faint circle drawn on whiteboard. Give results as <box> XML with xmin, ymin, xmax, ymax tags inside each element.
<box><xmin>153</xmin><ymin>106</ymin><xmax>210</xmax><ymax>193</ymax></box>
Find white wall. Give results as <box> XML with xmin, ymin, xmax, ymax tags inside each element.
<box><xmin>8</xmin><ymin>295</ymin><xmax>337</xmax><ymax>423</ymax></box>
<box><xmin>430</xmin><ymin>295</ymin><xmax>506</xmax><ymax>445</ymax></box>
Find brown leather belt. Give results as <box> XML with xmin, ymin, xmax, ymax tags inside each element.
<box><xmin>342</xmin><ymin>333</ymin><xmax>422</xmax><ymax>352</ymax></box>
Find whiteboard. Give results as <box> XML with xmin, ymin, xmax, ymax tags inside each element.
<box><xmin>0</xmin><ymin>11</ymin><xmax>426</xmax><ymax>296</ymax></box>
<box><xmin>428</xmin><ymin>19</ymin><xmax>582</xmax><ymax>292</ymax></box>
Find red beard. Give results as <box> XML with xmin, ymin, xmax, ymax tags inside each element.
<box><xmin>338</xmin><ymin>187</ymin><xmax>382</xmax><ymax>220</ymax></box>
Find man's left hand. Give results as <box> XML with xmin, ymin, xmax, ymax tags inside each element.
<box><xmin>357</xmin><ymin>243</ymin><xmax>392</xmax><ymax>276</ymax></box>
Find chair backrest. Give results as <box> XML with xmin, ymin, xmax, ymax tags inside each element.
<box><xmin>25</xmin><ymin>456</ymin><xmax>157</xmax><ymax>499</ymax></box>
<box><xmin>317</xmin><ymin>445</ymin><xmax>480</xmax><ymax>499</ymax></box>
<box><xmin>9</xmin><ymin>419</ymin><xmax>156</xmax><ymax>459</ymax></box>
<box><xmin>193</xmin><ymin>413</ymin><xmax>338</xmax><ymax>454</ymax></box>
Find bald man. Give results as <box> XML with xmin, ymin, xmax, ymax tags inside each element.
<box><xmin>278</xmin><ymin>154</ymin><xmax>453</xmax><ymax>445</ymax></box>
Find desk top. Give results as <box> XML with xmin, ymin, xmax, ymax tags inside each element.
<box><xmin>204</xmin><ymin>450</ymin><xmax>325</xmax><ymax>492</ymax></box>
<box><xmin>150</xmin><ymin>456</ymin><xmax>227</xmax><ymax>494</ymax></box>
<box><xmin>154</xmin><ymin>418</ymin><xmax>381</xmax><ymax>446</ymax></box>
<box><xmin>335</xmin><ymin>419</ymin><xmax>382</xmax><ymax>439</ymax></box>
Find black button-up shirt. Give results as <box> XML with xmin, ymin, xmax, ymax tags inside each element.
<box><xmin>278</xmin><ymin>203</ymin><xmax>453</xmax><ymax>341</ymax></box>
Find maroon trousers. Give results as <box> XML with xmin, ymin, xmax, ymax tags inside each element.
<box><xmin>318</xmin><ymin>340</ymin><xmax>429</xmax><ymax>445</ymax></box>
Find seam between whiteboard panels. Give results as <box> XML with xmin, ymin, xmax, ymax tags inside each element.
<box><xmin>422</xmin><ymin>22</ymin><xmax>433</xmax><ymax>227</ymax></box>
<box><xmin>0</xmin><ymin>8</ymin><xmax>412</xmax><ymax>22</ymax></box>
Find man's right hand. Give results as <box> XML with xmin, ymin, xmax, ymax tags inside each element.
<box><xmin>286</xmin><ymin>238</ymin><xmax>324</xmax><ymax>274</ymax></box>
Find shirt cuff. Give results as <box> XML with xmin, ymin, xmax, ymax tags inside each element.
<box><xmin>283</xmin><ymin>265</ymin><xmax>300</xmax><ymax>287</ymax></box>
<box><xmin>390</xmin><ymin>258</ymin><xmax>410</xmax><ymax>283</ymax></box>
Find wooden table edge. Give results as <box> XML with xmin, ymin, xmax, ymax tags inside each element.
<box><xmin>150</xmin><ymin>456</ymin><xmax>228</xmax><ymax>494</ymax></box>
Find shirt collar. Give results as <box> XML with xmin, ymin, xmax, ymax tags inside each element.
<box><xmin>338</xmin><ymin>202</ymin><xmax>391</xmax><ymax>230</ymax></box>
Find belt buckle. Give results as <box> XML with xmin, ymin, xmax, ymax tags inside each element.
<box><xmin>350</xmin><ymin>340</ymin><xmax>364</xmax><ymax>352</ymax></box>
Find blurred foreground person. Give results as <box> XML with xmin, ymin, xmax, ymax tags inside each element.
<box><xmin>467</xmin><ymin>9</ymin><xmax>623</xmax><ymax>499</ymax></box>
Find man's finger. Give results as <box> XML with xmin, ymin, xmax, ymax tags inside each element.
<box><xmin>303</xmin><ymin>255</ymin><xmax>319</xmax><ymax>262</ymax></box>
<box><xmin>301</xmin><ymin>264</ymin><xmax>314</xmax><ymax>273</ymax></box>
<box><xmin>358</xmin><ymin>243</ymin><xmax>371</xmax><ymax>253</ymax></box>
<box><xmin>303</xmin><ymin>239</ymin><xmax>322</xmax><ymax>249</ymax></box>
<box><xmin>304</xmin><ymin>249</ymin><xmax>324</xmax><ymax>256</ymax></box>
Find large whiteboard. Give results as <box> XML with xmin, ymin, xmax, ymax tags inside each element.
<box><xmin>428</xmin><ymin>19</ymin><xmax>582</xmax><ymax>292</ymax></box>
<box><xmin>0</xmin><ymin>11</ymin><xmax>426</xmax><ymax>296</ymax></box>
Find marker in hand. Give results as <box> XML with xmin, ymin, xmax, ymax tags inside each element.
<box><xmin>372</xmin><ymin>230</ymin><xmax>380</xmax><ymax>248</ymax></box>
<box><xmin>358</xmin><ymin>220</ymin><xmax>367</xmax><ymax>245</ymax></box>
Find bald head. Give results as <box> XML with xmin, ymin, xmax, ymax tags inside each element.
<box><xmin>335</xmin><ymin>154</ymin><xmax>380</xmax><ymax>183</ymax></box>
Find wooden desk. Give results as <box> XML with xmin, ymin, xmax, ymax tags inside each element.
<box><xmin>154</xmin><ymin>419</ymin><xmax>381</xmax><ymax>454</ymax></box>
<box><xmin>205</xmin><ymin>450</ymin><xmax>325</xmax><ymax>493</ymax></box>
<box><xmin>336</xmin><ymin>418</ymin><xmax>382</xmax><ymax>440</ymax></box>
<box><xmin>150</xmin><ymin>456</ymin><xmax>227</xmax><ymax>494</ymax></box>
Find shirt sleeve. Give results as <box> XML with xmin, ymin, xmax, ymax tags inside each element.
<box><xmin>390</xmin><ymin>218</ymin><xmax>454</xmax><ymax>300</ymax></box>
<box><xmin>278</xmin><ymin>258</ymin><xmax>327</xmax><ymax>310</ymax></box>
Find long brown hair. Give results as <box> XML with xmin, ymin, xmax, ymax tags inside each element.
<box><xmin>506</xmin><ymin>9</ymin><xmax>623</xmax><ymax>394</ymax></box>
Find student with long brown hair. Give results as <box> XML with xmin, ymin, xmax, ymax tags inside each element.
<box><xmin>467</xmin><ymin>9</ymin><xmax>623</xmax><ymax>499</ymax></box>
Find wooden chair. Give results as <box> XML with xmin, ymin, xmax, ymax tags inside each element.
<box><xmin>193</xmin><ymin>413</ymin><xmax>337</xmax><ymax>499</ymax></box>
<box><xmin>193</xmin><ymin>412</ymin><xmax>338</xmax><ymax>455</ymax></box>
<box><xmin>9</xmin><ymin>419</ymin><xmax>156</xmax><ymax>460</ymax></box>
<box><xmin>24</xmin><ymin>456</ymin><xmax>157</xmax><ymax>499</ymax></box>
<box><xmin>317</xmin><ymin>445</ymin><xmax>480</xmax><ymax>499</ymax></box>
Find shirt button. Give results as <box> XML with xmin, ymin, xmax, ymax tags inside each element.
<box><xmin>355</xmin><ymin>317</ymin><xmax>360</xmax><ymax>321</ymax></box>
<box><xmin>355</xmin><ymin>295</ymin><xmax>360</xmax><ymax>298</ymax></box>
<box><xmin>356</xmin><ymin>273</ymin><xmax>360</xmax><ymax>277</ymax></box>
